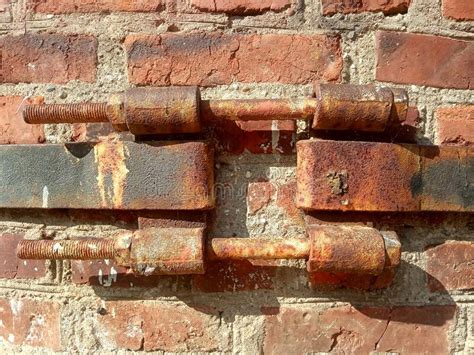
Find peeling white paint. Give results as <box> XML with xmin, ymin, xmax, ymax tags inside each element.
<box><xmin>98</xmin><ymin>269</ymin><xmax>103</xmax><ymax>285</ymax></box>
<box><xmin>8</xmin><ymin>334</ymin><xmax>14</xmax><ymax>343</ymax></box>
<box><xmin>144</xmin><ymin>265</ymin><xmax>156</xmax><ymax>276</ymax></box>
<box><xmin>25</xmin><ymin>315</ymin><xmax>45</xmax><ymax>343</ymax></box>
<box><xmin>42</xmin><ymin>186</ymin><xmax>49</xmax><ymax>208</ymax></box>
<box><xmin>271</xmin><ymin>120</ymin><xmax>280</xmax><ymax>153</ymax></box>
<box><xmin>100</xmin><ymin>267</ymin><xmax>118</xmax><ymax>287</ymax></box>
<box><xmin>9</xmin><ymin>299</ymin><xmax>22</xmax><ymax>316</ymax></box>
<box><xmin>52</xmin><ymin>243</ymin><xmax>63</xmax><ymax>253</ymax></box>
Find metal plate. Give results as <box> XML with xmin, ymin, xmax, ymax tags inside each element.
<box><xmin>297</xmin><ymin>140</ymin><xmax>473</xmax><ymax>212</ymax></box>
<box><xmin>0</xmin><ymin>141</ymin><xmax>214</xmax><ymax>210</ymax></box>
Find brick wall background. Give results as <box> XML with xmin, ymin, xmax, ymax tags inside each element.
<box><xmin>0</xmin><ymin>0</ymin><xmax>473</xmax><ymax>353</ymax></box>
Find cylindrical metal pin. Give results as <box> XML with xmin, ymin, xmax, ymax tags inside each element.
<box><xmin>207</xmin><ymin>237</ymin><xmax>310</xmax><ymax>260</ymax></box>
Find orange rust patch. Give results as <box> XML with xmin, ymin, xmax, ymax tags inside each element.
<box><xmin>94</xmin><ymin>142</ymin><xmax>129</xmax><ymax>208</ymax></box>
<box><xmin>307</xmin><ymin>225</ymin><xmax>386</xmax><ymax>275</ymax></box>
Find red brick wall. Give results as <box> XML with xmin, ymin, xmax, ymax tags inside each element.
<box><xmin>0</xmin><ymin>0</ymin><xmax>472</xmax><ymax>353</ymax></box>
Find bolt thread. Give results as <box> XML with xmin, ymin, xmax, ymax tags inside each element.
<box><xmin>17</xmin><ymin>239</ymin><xmax>115</xmax><ymax>260</ymax></box>
<box><xmin>23</xmin><ymin>103</ymin><xmax>109</xmax><ymax>124</ymax></box>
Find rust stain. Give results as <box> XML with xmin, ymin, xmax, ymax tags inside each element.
<box><xmin>125</xmin><ymin>87</ymin><xmax>201</xmax><ymax>135</ymax></box>
<box><xmin>94</xmin><ymin>142</ymin><xmax>129</xmax><ymax>209</ymax></box>
<box><xmin>312</xmin><ymin>83</ymin><xmax>407</xmax><ymax>132</ymax></box>
<box><xmin>307</xmin><ymin>225</ymin><xmax>386</xmax><ymax>275</ymax></box>
<box><xmin>207</xmin><ymin>238</ymin><xmax>310</xmax><ymax>260</ymax></box>
<box><xmin>129</xmin><ymin>227</ymin><xmax>205</xmax><ymax>275</ymax></box>
<box><xmin>200</xmin><ymin>98</ymin><xmax>316</xmax><ymax>122</ymax></box>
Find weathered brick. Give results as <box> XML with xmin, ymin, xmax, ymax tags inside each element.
<box><xmin>322</xmin><ymin>0</ymin><xmax>410</xmax><ymax>15</ymax></box>
<box><xmin>71</xmin><ymin>123</ymin><xmax>134</xmax><ymax>142</ymax></box>
<box><xmin>71</xmin><ymin>260</ymin><xmax>190</xmax><ymax>289</ymax></box>
<box><xmin>97</xmin><ymin>301</ymin><xmax>230</xmax><ymax>351</ymax></box>
<box><xmin>191</xmin><ymin>0</ymin><xmax>292</xmax><ymax>14</ymax></box>
<box><xmin>426</xmin><ymin>241</ymin><xmax>474</xmax><ymax>291</ymax></box>
<box><xmin>0</xmin><ymin>298</ymin><xmax>62</xmax><ymax>351</ymax></box>
<box><xmin>308</xmin><ymin>268</ymin><xmax>397</xmax><ymax>290</ymax></box>
<box><xmin>125</xmin><ymin>33</ymin><xmax>342</xmax><ymax>86</ymax></box>
<box><xmin>247</xmin><ymin>181</ymin><xmax>275</xmax><ymax>214</ymax></box>
<box><xmin>376</xmin><ymin>31</ymin><xmax>474</xmax><ymax>89</ymax></box>
<box><xmin>0</xmin><ymin>233</ymin><xmax>46</xmax><ymax>279</ymax></box>
<box><xmin>263</xmin><ymin>305</ymin><xmax>456</xmax><ymax>354</ymax></box>
<box><xmin>206</xmin><ymin>118</ymin><xmax>295</xmax><ymax>154</ymax></box>
<box><xmin>276</xmin><ymin>181</ymin><xmax>305</xmax><ymax>223</ymax></box>
<box><xmin>443</xmin><ymin>0</ymin><xmax>474</xmax><ymax>21</ymax></box>
<box><xmin>192</xmin><ymin>260</ymin><xmax>275</xmax><ymax>292</ymax></box>
<box><xmin>28</xmin><ymin>0</ymin><xmax>164</xmax><ymax>13</ymax></box>
<box><xmin>0</xmin><ymin>0</ymin><xmax>10</xmax><ymax>12</ymax></box>
<box><xmin>0</xmin><ymin>96</ymin><xmax>45</xmax><ymax>144</ymax></box>
<box><xmin>436</xmin><ymin>106</ymin><xmax>474</xmax><ymax>145</ymax></box>
<box><xmin>0</xmin><ymin>33</ymin><xmax>97</xmax><ymax>84</ymax></box>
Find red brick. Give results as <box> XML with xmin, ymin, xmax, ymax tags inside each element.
<box><xmin>207</xmin><ymin>118</ymin><xmax>296</xmax><ymax>154</ymax></box>
<box><xmin>71</xmin><ymin>260</ymin><xmax>188</xmax><ymax>289</ymax></box>
<box><xmin>28</xmin><ymin>0</ymin><xmax>164</xmax><ymax>13</ymax></box>
<box><xmin>97</xmin><ymin>301</ymin><xmax>230</xmax><ymax>351</ymax></box>
<box><xmin>0</xmin><ymin>298</ymin><xmax>62</xmax><ymax>351</ymax></box>
<box><xmin>276</xmin><ymin>181</ymin><xmax>305</xmax><ymax>223</ymax></box>
<box><xmin>247</xmin><ymin>181</ymin><xmax>275</xmax><ymax>214</ymax></box>
<box><xmin>436</xmin><ymin>106</ymin><xmax>474</xmax><ymax>145</ymax></box>
<box><xmin>192</xmin><ymin>260</ymin><xmax>275</xmax><ymax>292</ymax></box>
<box><xmin>191</xmin><ymin>0</ymin><xmax>292</xmax><ymax>14</ymax></box>
<box><xmin>376</xmin><ymin>31</ymin><xmax>474</xmax><ymax>89</ymax></box>
<box><xmin>0</xmin><ymin>234</ymin><xmax>46</xmax><ymax>279</ymax></box>
<box><xmin>125</xmin><ymin>33</ymin><xmax>342</xmax><ymax>86</ymax></box>
<box><xmin>263</xmin><ymin>305</ymin><xmax>456</xmax><ymax>354</ymax></box>
<box><xmin>0</xmin><ymin>96</ymin><xmax>45</xmax><ymax>144</ymax></box>
<box><xmin>308</xmin><ymin>268</ymin><xmax>397</xmax><ymax>290</ymax></box>
<box><xmin>322</xmin><ymin>0</ymin><xmax>410</xmax><ymax>15</ymax></box>
<box><xmin>443</xmin><ymin>0</ymin><xmax>474</xmax><ymax>20</ymax></box>
<box><xmin>376</xmin><ymin>306</ymin><xmax>456</xmax><ymax>353</ymax></box>
<box><xmin>426</xmin><ymin>241</ymin><xmax>474</xmax><ymax>291</ymax></box>
<box><xmin>71</xmin><ymin>123</ymin><xmax>135</xmax><ymax>142</ymax></box>
<box><xmin>0</xmin><ymin>33</ymin><xmax>97</xmax><ymax>84</ymax></box>
<box><xmin>0</xmin><ymin>0</ymin><xmax>10</xmax><ymax>12</ymax></box>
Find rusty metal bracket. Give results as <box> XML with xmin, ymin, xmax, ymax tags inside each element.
<box><xmin>23</xmin><ymin>84</ymin><xmax>408</xmax><ymax>135</ymax></box>
<box><xmin>0</xmin><ymin>141</ymin><xmax>214</xmax><ymax>210</ymax></box>
<box><xmin>17</xmin><ymin>225</ymin><xmax>401</xmax><ymax>277</ymax></box>
<box><xmin>297</xmin><ymin>140</ymin><xmax>473</xmax><ymax>212</ymax></box>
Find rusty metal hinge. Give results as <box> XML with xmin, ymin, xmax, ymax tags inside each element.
<box><xmin>297</xmin><ymin>140</ymin><xmax>473</xmax><ymax>212</ymax></box>
<box><xmin>22</xmin><ymin>84</ymin><xmax>408</xmax><ymax>135</ymax></box>
<box><xmin>0</xmin><ymin>141</ymin><xmax>214</xmax><ymax>210</ymax></box>
<box><xmin>17</xmin><ymin>225</ymin><xmax>401</xmax><ymax>277</ymax></box>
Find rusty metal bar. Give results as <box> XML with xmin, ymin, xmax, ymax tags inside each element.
<box><xmin>0</xmin><ymin>141</ymin><xmax>215</xmax><ymax>210</ymax></box>
<box><xmin>17</xmin><ymin>239</ymin><xmax>115</xmax><ymax>260</ymax></box>
<box><xmin>297</xmin><ymin>140</ymin><xmax>473</xmax><ymax>212</ymax></box>
<box><xmin>24</xmin><ymin>103</ymin><xmax>109</xmax><ymax>124</ymax></box>
<box><xmin>22</xmin><ymin>84</ymin><xmax>408</xmax><ymax>135</ymax></box>
<box><xmin>200</xmin><ymin>98</ymin><xmax>316</xmax><ymax>122</ymax></box>
<box><xmin>207</xmin><ymin>237</ymin><xmax>310</xmax><ymax>260</ymax></box>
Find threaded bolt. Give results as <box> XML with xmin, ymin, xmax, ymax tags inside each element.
<box><xmin>17</xmin><ymin>239</ymin><xmax>116</xmax><ymax>260</ymax></box>
<box><xmin>23</xmin><ymin>103</ymin><xmax>109</xmax><ymax>124</ymax></box>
